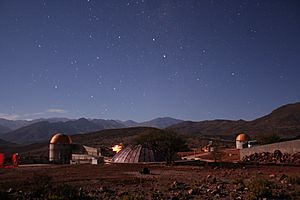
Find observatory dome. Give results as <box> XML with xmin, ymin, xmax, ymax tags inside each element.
<box><xmin>236</xmin><ymin>133</ymin><xmax>249</xmax><ymax>142</ymax></box>
<box><xmin>112</xmin><ymin>145</ymin><xmax>165</xmax><ymax>163</ymax></box>
<box><xmin>50</xmin><ymin>133</ymin><xmax>72</xmax><ymax>144</ymax></box>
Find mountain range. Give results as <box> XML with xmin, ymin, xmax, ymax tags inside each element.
<box><xmin>0</xmin><ymin>102</ymin><xmax>299</xmax><ymax>145</ymax></box>
<box><xmin>0</xmin><ymin>102</ymin><xmax>299</xmax><ymax>157</ymax></box>
<box><xmin>0</xmin><ymin>117</ymin><xmax>182</xmax><ymax>144</ymax></box>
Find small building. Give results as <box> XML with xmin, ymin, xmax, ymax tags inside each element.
<box><xmin>49</xmin><ymin>133</ymin><xmax>104</xmax><ymax>165</ymax></box>
<box><xmin>49</xmin><ymin>133</ymin><xmax>72</xmax><ymax>164</ymax></box>
<box><xmin>236</xmin><ymin>133</ymin><xmax>250</xmax><ymax>149</ymax></box>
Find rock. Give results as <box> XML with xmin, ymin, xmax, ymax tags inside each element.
<box><xmin>7</xmin><ymin>188</ymin><xmax>14</xmax><ymax>193</ymax></box>
<box><xmin>269</xmin><ymin>174</ymin><xmax>276</xmax><ymax>178</ymax></box>
<box><xmin>98</xmin><ymin>186</ymin><xmax>107</xmax><ymax>192</ymax></box>
<box><xmin>242</xmin><ymin>151</ymin><xmax>299</xmax><ymax>164</ymax></box>
<box><xmin>187</xmin><ymin>188</ymin><xmax>194</xmax><ymax>195</ymax></box>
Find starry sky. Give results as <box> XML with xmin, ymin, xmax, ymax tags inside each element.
<box><xmin>0</xmin><ymin>0</ymin><xmax>300</xmax><ymax>122</ymax></box>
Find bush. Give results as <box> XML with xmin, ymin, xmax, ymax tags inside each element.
<box><xmin>134</xmin><ymin>130</ymin><xmax>188</xmax><ymax>164</ymax></box>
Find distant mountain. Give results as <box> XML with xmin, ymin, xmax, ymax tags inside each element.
<box><xmin>33</xmin><ymin>118</ymin><xmax>71</xmax><ymax>123</ymax></box>
<box><xmin>138</xmin><ymin>117</ymin><xmax>183</xmax><ymax>128</ymax></box>
<box><xmin>91</xmin><ymin>119</ymin><xmax>126</xmax><ymax>129</ymax></box>
<box><xmin>0</xmin><ymin>118</ymin><xmax>72</xmax><ymax>132</ymax></box>
<box><xmin>0</xmin><ymin>117</ymin><xmax>181</xmax><ymax>144</ymax></box>
<box><xmin>168</xmin><ymin>102</ymin><xmax>300</xmax><ymax>139</ymax></box>
<box><xmin>0</xmin><ymin>125</ymin><xmax>11</xmax><ymax>135</ymax></box>
<box><xmin>0</xmin><ymin>118</ymin><xmax>32</xmax><ymax>131</ymax></box>
<box><xmin>117</xmin><ymin>117</ymin><xmax>183</xmax><ymax>129</ymax></box>
<box><xmin>1</xmin><ymin>118</ymin><xmax>125</xmax><ymax>144</ymax></box>
<box><xmin>118</xmin><ymin>120</ymin><xmax>139</xmax><ymax>127</ymax></box>
<box><xmin>117</xmin><ymin>117</ymin><xmax>183</xmax><ymax>128</ymax></box>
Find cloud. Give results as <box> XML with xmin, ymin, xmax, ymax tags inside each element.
<box><xmin>23</xmin><ymin>112</ymin><xmax>44</xmax><ymax>117</ymax></box>
<box><xmin>47</xmin><ymin>109</ymin><xmax>67</xmax><ymax>114</ymax></box>
<box><xmin>0</xmin><ymin>113</ymin><xmax>20</xmax><ymax>120</ymax></box>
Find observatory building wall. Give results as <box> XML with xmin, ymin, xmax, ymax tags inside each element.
<box><xmin>240</xmin><ymin>139</ymin><xmax>300</xmax><ymax>160</ymax></box>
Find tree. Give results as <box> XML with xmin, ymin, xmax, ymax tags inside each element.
<box><xmin>134</xmin><ymin>130</ymin><xmax>188</xmax><ymax>164</ymax></box>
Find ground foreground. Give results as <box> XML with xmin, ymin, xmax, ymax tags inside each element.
<box><xmin>0</xmin><ymin>163</ymin><xmax>299</xmax><ymax>199</ymax></box>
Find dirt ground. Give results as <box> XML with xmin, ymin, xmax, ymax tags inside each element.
<box><xmin>0</xmin><ymin>162</ymin><xmax>299</xmax><ymax>199</ymax></box>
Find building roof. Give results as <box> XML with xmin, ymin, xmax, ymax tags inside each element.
<box><xmin>112</xmin><ymin>144</ymin><xmax>165</xmax><ymax>163</ymax></box>
<box><xmin>50</xmin><ymin>133</ymin><xmax>72</xmax><ymax>144</ymax></box>
<box><xmin>236</xmin><ymin>133</ymin><xmax>250</xmax><ymax>141</ymax></box>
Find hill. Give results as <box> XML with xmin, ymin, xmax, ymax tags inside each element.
<box><xmin>72</xmin><ymin>127</ymin><xmax>162</xmax><ymax>147</ymax></box>
<box><xmin>168</xmin><ymin>102</ymin><xmax>300</xmax><ymax>139</ymax></box>
<box><xmin>0</xmin><ymin>138</ymin><xmax>15</xmax><ymax>146</ymax></box>
<box><xmin>0</xmin><ymin>125</ymin><xmax>11</xmax><ymax>135</ymax></box>
<box><xmin>1</xmin><ymin>118</ymin><xmax>126</xmax><ymax>144</ymax></box>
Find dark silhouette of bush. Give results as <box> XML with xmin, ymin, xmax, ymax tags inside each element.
<box><xmin>134</xmin><ymin>130</ymin><xmax>188</xmax><ymax>164</ymax></box>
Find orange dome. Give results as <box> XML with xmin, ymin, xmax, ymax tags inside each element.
<box><xmin>50</xmin><ymin>133</ymin><xmax>72</xmax><ymax>144</ymax></box>
<box><xmin>236</xmin><ymin>133</ymin><xmax>249</xmax><ymax>141</ymax></box>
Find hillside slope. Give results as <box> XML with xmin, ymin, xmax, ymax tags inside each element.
<box><xmin>0</xmin><ymin>125</ymin><xmax>11</xmax><ymax>135</ymax></box>
<box><xmin>168</xmin><ymin>102</ymin><xmax>300</xmax><ymax>139</ymax></box>
<box><xmin>72</xmin><ymin>127</ymin><xmax>162</xmax><ymax>147</ymax></box>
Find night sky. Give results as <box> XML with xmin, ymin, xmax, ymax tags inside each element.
<box><xmin>0</xmin><ymin>0</ymin><xmax>300</xmax><ymax>122</ymax></box>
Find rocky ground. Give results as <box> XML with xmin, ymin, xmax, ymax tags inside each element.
<box><xmin>0</xmin><ymin>163</ymin><xmax>299</xmax><ymax>199</ymax></box>
<box><xmin>242</xmin><ymin>151</ymin><xmax>300</xmax><ymax>165</ymax></box>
